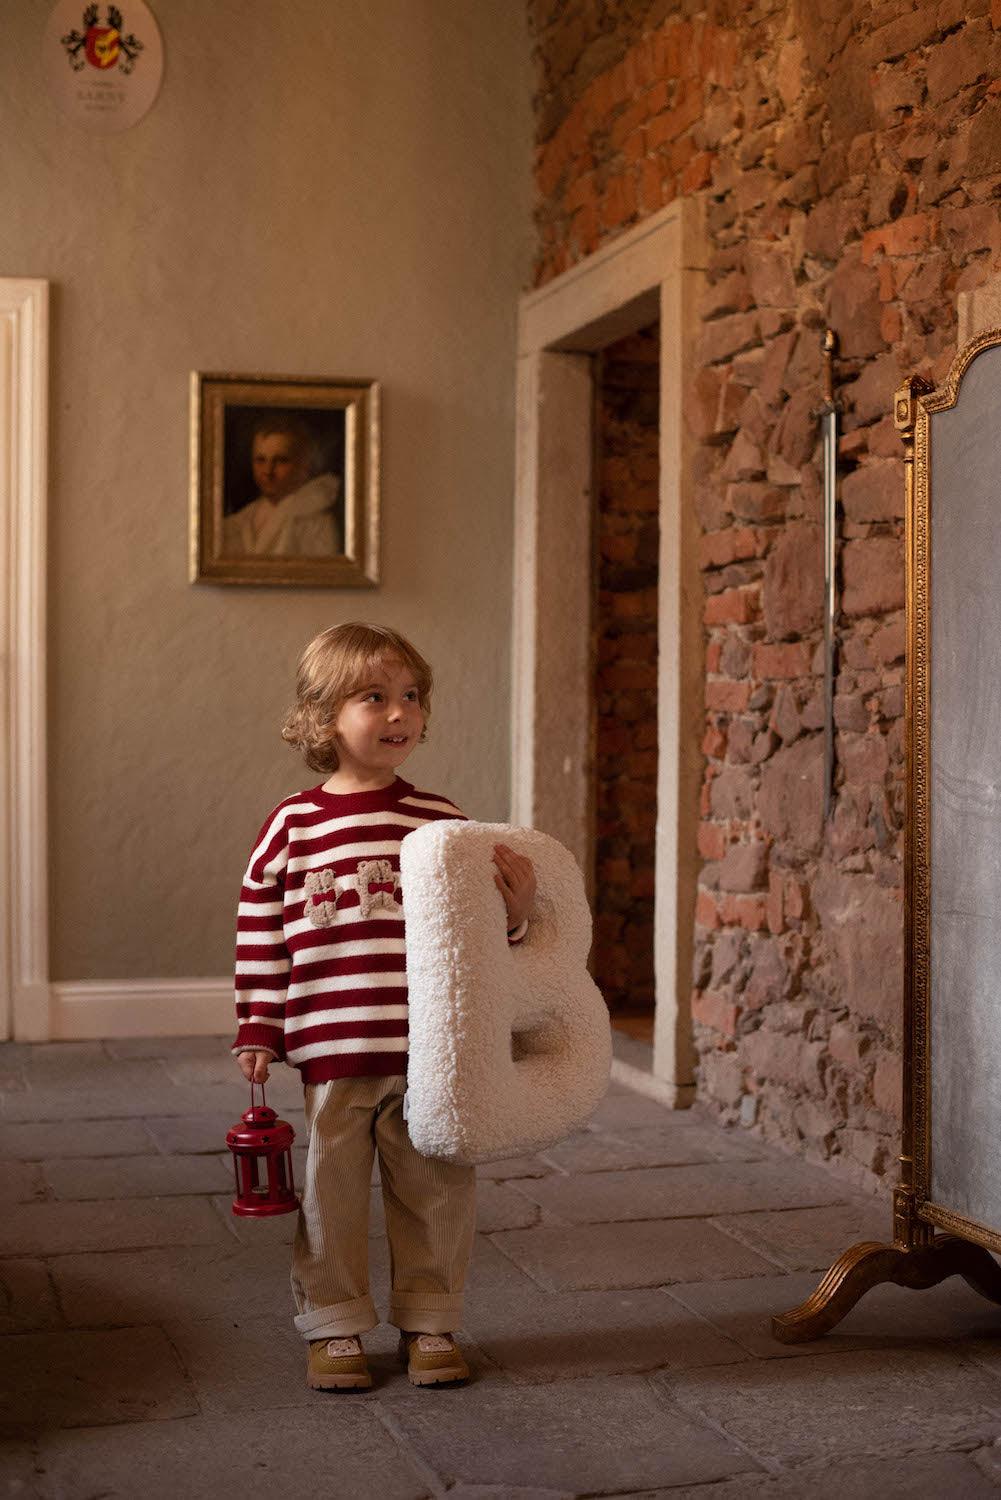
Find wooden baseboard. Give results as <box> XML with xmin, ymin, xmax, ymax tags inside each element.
<box><xmin>48</xmin><ymin>978</ymin><xmax>233</xmax><ymax>1040</ymax></box>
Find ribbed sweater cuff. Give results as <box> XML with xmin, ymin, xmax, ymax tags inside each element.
<box><xmin>232</xmin><ymin>1025</ymin><xmax>285</xmax><ymax>1061</ymax></box>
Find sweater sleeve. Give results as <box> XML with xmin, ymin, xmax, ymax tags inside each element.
<box><xmin>231</xmin><ymin>809</ymin><xmax>292</xmax><ymax>1061</ymax></box>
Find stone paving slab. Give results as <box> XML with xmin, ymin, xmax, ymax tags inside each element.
<box><xmin>711</xmin><ymin>1200</ymin><xmax>890</xmax><ymax>1272</ymax></box>
<box><xmin>462</xmin><ymin>1281</ymin><xmax>748</xmax><ymax>1385</ymax></box>
<box><xmin>41</xmin><ymin>1153</ymin><xmax>233</xmax><ymax>1201</ymax></box>
<box><xmin>538</xmin><ymin>1123</ymin><xmax>766</xmax><ymax>1174</ymax></box>
<box><xmin>103</xmin><ymin>1035</ymin><xmax>232</xmax><ymax>1060</ymax></box>
<box><xmin>475</xmin><ymin>1154</ymin><xmax>552</xmax><ymax>1180</ymax></box>
<box><xmin>20</xmin><ymin>1050</ymin><xmax>170</xmax><ymax>1094</ymax></box>
<box><xmin>159</xmin><ymin>1054</ymin><xmax>306</xmax><ymax>1104</ymax></box>
<box><xmin>510</xmin><ymin>1158</ymin><xmax>851</xmax><ymax>1225</ymax></box>
<box><xmin>209</xmin><ymin>1195</ymin><xmax>296</xmax><ymax>1247</ymax></box>
<box><xmin>0</xmin><ymin>1326</ymin><xmax>197</xmax><ymax>1433</ymax></box>
<box><xmin>653</xmin><ymin>1449</ymin><xmax>1001</xmax><ymax>1499</ymax></box>
<box><xmin>1</xmin><ymin>1160</ymin><xmax>46</xmax><ymax>1203</ymax></box>
<box><xmin>0</xmin><ymin>1119</ymin><xmax>155</xmax><ymax>1161</ymax></box>
<box><xmin>383</xmin><ymin>1373</ymin><xmax>760</xmax><ymax>1492</ymax></box>
<box><xmin>50</xmin><ymin>1241</ymin><xmax>299</xmax><ymax>1326</ymax></box>
<box><xmin>0</xmin><ymin>1197</ymin><xmax>234</xmax><ymax>1256</ymax></box>
<box><xmin>163</xmin><ymin>1313</ymin><xmax>318</xmax><ymax>1414</ymax></box>
<box><xmin>20</xmin><ymin>1406</ymin><xmax>433</xmax><ymax>1500</ymax></box>
<box><xmin>443</xmin><ymin>1488</ymin><xmax>574</xmax><ymax>1500</ymax></box>
<box><xmin>2</xmin><ymin>1082</ymin><xmax>255</xmax><ymax>1123</ymax></box>
<box><xmin>0</xmin><ymin>1261</ymin><xmax>62</xmax><ymax>1334</ymax></box>
<box><xmin>661</xmin><ymin>1346</ymin><xmax>1001</xmax><ymax>1466</ymax></box>
<box><xmin>667</xmin><ymin>1270</ymin><xmax>1001</xmax><ymax>1361</ymax></box>
<box><xmin>143</xmin><ymin>1110</ymin><xmax>303</xmax><ymax>1154</ymax></box>
<box><xmin>475</xmin><ymin>1180</ymin><xmax>541</xmax><ymax>1234</ymax></box>
<box><xmin>490</xmin><ymin>1218</ymin><xmax>780</xmax><ymax>1292</ymax></box>
<box><xmin>586</xmin><ymin>1089</ymin><xmax>700</xmax><ymax>1130</ymax></box>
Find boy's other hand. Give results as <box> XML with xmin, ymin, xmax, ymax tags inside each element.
<box><xmin>237</xmin><ymin>1049</ymin><xmax>272</xmax><ymax>1084</ymax></box>
<box><xmin>492</xmin><ymin>842</ymin><xmax>536</xmax><ymax>929</ymax></box>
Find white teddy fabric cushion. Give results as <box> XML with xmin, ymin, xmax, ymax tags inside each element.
<box><xmin>401</xmin><ymin>819</ymin><xmax>612</xmax><ymax>1164</ymax></box>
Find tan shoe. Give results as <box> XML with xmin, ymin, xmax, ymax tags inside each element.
<box><xmin>306</xmin><ymin>1334</ymin><xmax>373</xmax><ymax>1391</ymax></box>
<box><xmin>399</xmin><ymin>1330</ymin><xmax>470</xmax><ymax>1386</ymax></box>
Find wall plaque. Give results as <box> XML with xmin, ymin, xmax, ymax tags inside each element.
<box><xmin>44</xmin><ymin>1</ymin><xmax>163</xmax><ymax>134</ymax></box>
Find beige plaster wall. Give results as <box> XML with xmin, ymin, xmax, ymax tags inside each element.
<box><xmin>1</xmin><ymin>0</ymin><xmax>532</xmax><ymax>980</ymax></box>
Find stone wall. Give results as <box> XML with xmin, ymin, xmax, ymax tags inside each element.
<box><xmin>530</xmin><ymin>0</ymin><xmax>1001</xmax><ymax>1189</ymax></box>
<box><xmin>592</xmin><ymin>327</ymin><xmax>661</xmax><ymax>1016</ymax></box>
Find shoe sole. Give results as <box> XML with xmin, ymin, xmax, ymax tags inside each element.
<box><xmin>307</xmin><ymin>1371</ymin><xmax>373</xmax><ymax>1390</ymax></box>
<box><xmin>405</xmin><ymin>1362</ymin><xmax>470</xmax><ymax>1386</ymax></box>
<box><xmin>306</xmin><ymin>1355</ymin><xmax>372</xmax><ymax>1391</ymax></box>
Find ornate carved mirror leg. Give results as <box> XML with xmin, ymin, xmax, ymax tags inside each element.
<box><xmin>772</xmin><ymin>1233</ymin><xmax>1001</xmax><ymax>1345</ymax></box>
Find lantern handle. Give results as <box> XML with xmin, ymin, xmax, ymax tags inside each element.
<box><xmin>249</xmin><ymin>1078</ymin><xmax>268</xmax><ymax>1111</ymax></box>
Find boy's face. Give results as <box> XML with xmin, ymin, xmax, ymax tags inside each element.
<box><xmin>332</xmin><ymin>658</ymin><xmax>425</xmax><ymax>774</ymax></box>
<box><xmin>252</xmin><ymin>431</ymin><xmax>311</xmax><ymax>501</ymax></box>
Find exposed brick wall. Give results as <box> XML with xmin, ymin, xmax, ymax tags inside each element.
<box><xmin>530</xmin><ymin>0</ymin><xmax>1001</xmax><ymax>1190</ymax></box>
<box><xmin>592</xmin><ymin>327</ymin><xmax>660</xmax><ymax>1016</ymax></box>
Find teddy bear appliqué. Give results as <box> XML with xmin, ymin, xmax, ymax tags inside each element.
<box><xmin>304</xmin><ymin>859</ymin><xmax>401</xmax><ymax>926</ymax></box>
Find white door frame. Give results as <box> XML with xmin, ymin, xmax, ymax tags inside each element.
<box><xmin>511</xmin><ymin>199</ymin><xmax>705</xmax><ymax>1104</ymax></box>
<box><xmin>1</xmin><ymin>279</ymin><xmax>50</xmax><ymax>1042</ymax></box>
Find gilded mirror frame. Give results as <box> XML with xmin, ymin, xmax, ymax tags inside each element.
<box><xmin>906</xmin><ymin>326</ymin><xmax>1001</xmax><ymax>1253</ymax></box>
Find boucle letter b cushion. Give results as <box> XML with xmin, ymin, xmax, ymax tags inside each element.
<box><xmin>401</xmin><ymin>820</ymin><xmax>612</xmax><ymax>1164</ymax></box>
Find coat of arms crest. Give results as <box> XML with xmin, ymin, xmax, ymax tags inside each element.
<box><xmin>60</xmin><ymin>5</ymin><xmax>144</xmax><ymax>74</ymax></box>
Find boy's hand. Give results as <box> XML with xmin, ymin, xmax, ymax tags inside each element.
<box><xmin>492</xmin><ymin>843</ymin><xmax>536</xmax><ymax>930</ymax></box>
<box><xmin>237</xmin><ymin>1049</ymin><xmax>273</xmax><ymax>1084</ymax></box>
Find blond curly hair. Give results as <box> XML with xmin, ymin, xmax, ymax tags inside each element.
<box><xmin>281</xmin><ymin>622</ymin><xmax>432</xmax><ymax>774</ymax></box>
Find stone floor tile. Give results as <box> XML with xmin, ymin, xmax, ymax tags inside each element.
<box><xmin>0</xmin><ymin>1119</ymin><xmax>155</xmax><ymax>1161</ymax></box>
<box><xmin>2</xmin><ymin>1082</ymin><xmax>254</xmax><ymax>1124</ymax></box>
<box><xmin>0</xmin><ymin>1162</ymin><xmax>46</xmax><ymax>1204</ymax></box>
<box><xmin>513</xmin><ymin>1159</ymin><xmax>850</xmax><ymax>1225</ymax></box>
<box><xmin>143</xmin><ymin>1110</ymin><xmax>303</xmax><ymax>1154</ymax></box>
<box><xmin>712</xmin><ymin>1200</ymin><xmax>891</xmax><ymax>1272</ymax></box>
<box><xmin>0</xmin><ymin>1197</ymin><xmax>233</xmax><ymax>1256</ymax></box>
<box><xmin>21</xmin><ymin>1052</ymin><xmax>168</xmax><ymax>1094</ymax></box>
<box><xmin>653</xmin><ymin>1449</ymin><xmax>1001</xmax><ymax>1499</ymax></box>
<box><xmin>667</xmin><ymin>1271</ymin><xmax>1001</xmax><ymax>1360</ymax></box>
<box><xmin>476</xmin><ymin>1155</ymin><xmax>553</xmax><ymax>1180</ymax></box>
<box><xmin>385</xmin><ymin>1373</ymin><xmax>759</xmax><ymax>1492</ymax></box>
<box><xmin>163</xmin><ymin>1313</ymin><xmax>319</xmax><ymax>1414</ymax></box>
<box><xmin>586</xmin><ymin>1090</ymin><xmax>688</xmax><ymax>1130</ymax></box>
<box><xmin>161</xmin><ymin>1053</ymin><xmax>305</xmax><ymax>1101</ymax></box>
<box><xmin>0</xmin><ymin>1327</ymin><xmax>197</xmax><ymax>1433</ymax></box>
<box><xmin>538</xmin><ymin>1124</ymin><xmax>765</xmax><ymax>1175</ymax></box>
<box><xmin>103</xmin><ymin>1035</ymin><xmax>231</xmax><ymax>1060</ymax></box>
<box><xmin>490</xmin><ymin>1218</ymin><xmax>779</xmax><ymax>1292</ymax></box>
<box><xmin>661</xmin><ymin>1347</ymin><xmax>1001</xmax><ymax>1465</ymax></box>
<box><xmin>0</xmin><ymin>1441</ymin><xmax>39</xmax><ymax>1496</ymax></box>
<box><xmin>0</xmin><ymin>1261</ymin><xmax>62</xmax><ymax>1334</ymax></box>
<box><xmin>210</xmin><ymin>1195</ymin><xmax>296</xmax><ymax>1247</ymax></box>
<box><xmin>444</xmin><ymin>1489</ymin><xmax>574</xmax><ymax>1500</ymax></box>
<box><xmin>29</xmin><ymin>1406</ymin><xmax>432</xmax><ymax>1499</ymax></box>
<box><xmin>462</xmin><ymin>1282</ymin><xmax>748</xmax><ymax>1384</ymax></box>
<box><xmin>41</xmin><ymin>1153</ymin><xmax>233</xmax><ymax>1201</ymax></box>
<box><xmin>475</xmin><ymin>1181</ymin><xmax>540</xmax><ymax>1234</ymax></box>
<box><xmin>51</xmin><ymin>1241</ymin><xmax>302</xmax><ymax>1326</ymax></box>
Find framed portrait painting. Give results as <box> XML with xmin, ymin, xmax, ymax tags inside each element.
<box><xmin>190</xmin><ymin>372</ymin><xmax>380</xmax><ymax>586</ymax></box>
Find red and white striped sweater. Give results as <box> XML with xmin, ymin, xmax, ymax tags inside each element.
<box><xmin>231</xmin><ymin>775</ymin><xmax>525</xmax><ymax>1083</ymax></box>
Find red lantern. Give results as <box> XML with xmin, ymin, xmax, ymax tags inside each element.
<box><xmin>226</xmin><ymin>1083</ymin><xmax>300</xmax><ymax>1217</ymax></box>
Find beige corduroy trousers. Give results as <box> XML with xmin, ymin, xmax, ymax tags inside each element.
<box><xmin>290</xmin><ymin>1073</ymin><xmax>477</xmax><ymax>1341</ymax></box>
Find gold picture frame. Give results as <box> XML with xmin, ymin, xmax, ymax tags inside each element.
<box><xmin>190</xmin><ymin>371</ymin><xmax>380</xmax><ymax>587</ymax></box>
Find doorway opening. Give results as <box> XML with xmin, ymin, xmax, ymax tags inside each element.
<box><xmin>512</xmin><ymin>200</ymin><xmax>704</xmax><ymax>1104</ymax></box>
<box><xmin>591</xmin><ymin>324</ymin><xmax>660</xmax><ymax>1043</ymax></box>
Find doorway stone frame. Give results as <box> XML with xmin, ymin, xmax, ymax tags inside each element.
<box><xmin>511</xmin><ymin>199</ymin><xmax>705</xmax><ymax>1105</ymax></box>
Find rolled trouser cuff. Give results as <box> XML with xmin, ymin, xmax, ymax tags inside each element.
<box><xmin>293</xmin><ymin>1294</ymin><xmax>378</xmax><ymax>1341</ymax></box>
<box><xmin>389</xmin><ymin>1291</ymin><xmax>464</xmax><ymax>1333</ymax></box>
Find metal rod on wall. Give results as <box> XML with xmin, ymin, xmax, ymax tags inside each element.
<box><xmin>820</xmin><ymin>329</ymin><xmax>839</xmax><ymax>822</ymax></box>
